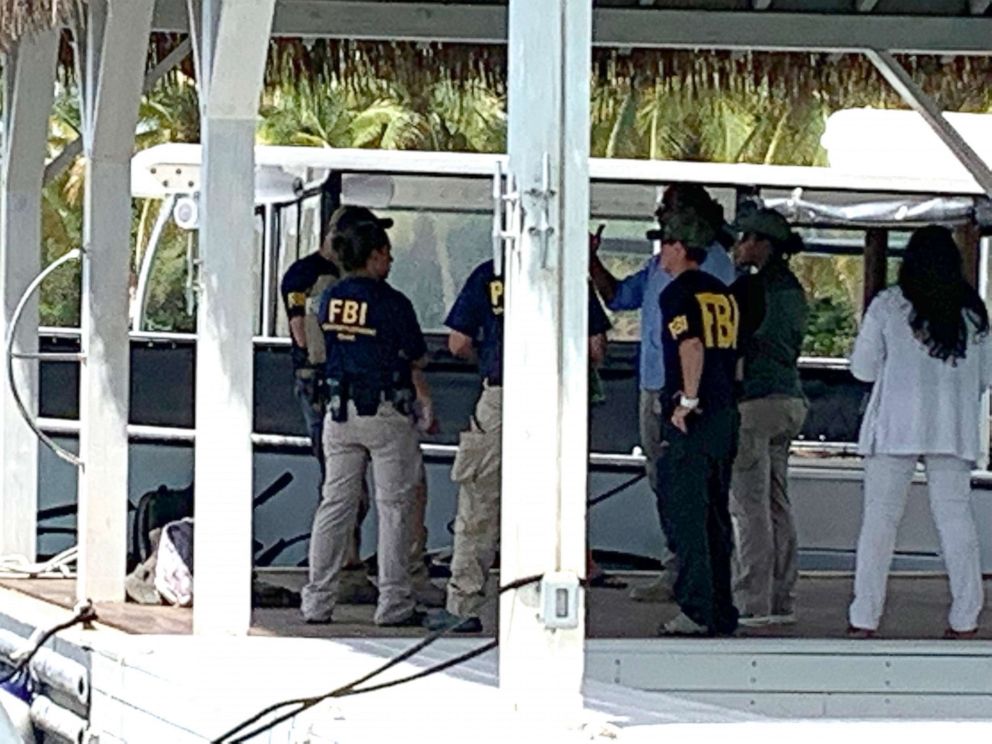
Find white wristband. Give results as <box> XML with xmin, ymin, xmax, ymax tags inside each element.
<box><xmin>679</xmin><ymin>395</ymin><xmax>699</xmax><ymax>410</ymax></box>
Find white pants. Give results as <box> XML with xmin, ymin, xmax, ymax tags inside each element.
<box><xmin>849</xmin><ymin>454</ymin><xmax>983</xmax><ymax>633</ymax></box>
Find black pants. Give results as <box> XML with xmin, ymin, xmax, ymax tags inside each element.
<box><xmin>657</xmin><ymin>406</ymin><xmax>740</xmax><ymax>635</ymax></box>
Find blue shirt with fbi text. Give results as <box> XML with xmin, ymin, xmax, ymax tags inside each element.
<box><xmin>445</xmin><ymin>259</ymin><xmax>612</xmax><ymax>384</ymax></box>
<box><xmin>318</xmin><ymin>276</ymin><xmax>427</xmax><ymax>392</ymax></box>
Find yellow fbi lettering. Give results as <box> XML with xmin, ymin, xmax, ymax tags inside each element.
<box><xmin>488</xmin><ymin>279</ymin><xmax>504</xmax><ymax>316</ymax></box>
<box><xmin>696</xmin><ymin>292</ymin><xmax>738</xmax><ymax>349</ymax></box>
<box><xmin>323</xmin><ymin>298</ymin><xmax>376</xmax><ymax>338</ymax></box>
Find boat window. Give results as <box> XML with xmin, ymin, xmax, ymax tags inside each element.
<box><xmin>344</xmin><ymin>174</ymin><xmax>494</xmax><ymax>333</ymax></box>
<box><xmin>794</xmin><ymin>229</ymin><xmax>909</xmax><ymax>358</ymax></box>
<box><xmin>272</xmin><ymin>193</ymin><xmax>323</xmax><ymax>338</ymax></box>
<box><xmin>588</xmin><ymin>217</ymin><xmax>654</xmax><ymax>344</ymax></box>
<box><xmin>377</xmin><ymin>207</ymin><xmax>493</xmax><ymax>332</ymax></box>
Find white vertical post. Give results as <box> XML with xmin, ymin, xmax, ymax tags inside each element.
<box><xmin>192</xmin><ymin>0</ymin><xmax>275</xmax><ymax>636</ymax></box>
<box><xmin>500</xmin><ymin>0</ymin><xmax>590</xmax><ymax>717</ymax></box>
<box><xmin>0</xmin><ymin>32</ymin><xmax>58</xmax><ymax>560</ymax></box>
<box><xmin>980</xmin><ymin>237</ymin><xmax>991</xmax><ymax>471</ymax></box>
<box><xmin>76</xmin><ymin>0</ymin><xmax>155</xmax><ymax>602</ymax></box>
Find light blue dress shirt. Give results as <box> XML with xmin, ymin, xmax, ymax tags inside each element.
<box><xmin>608</xmin><ymin>243</ymin><xmax>736</xmax><ymax>391</ymax></box>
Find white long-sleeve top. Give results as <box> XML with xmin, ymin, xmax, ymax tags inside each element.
<box><xmin>852</xmin><ymin>286</ymin><xmax>992</xmax><ymax>464</ymax></box>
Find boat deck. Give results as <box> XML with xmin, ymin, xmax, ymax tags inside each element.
<box><xmin>2</xmin><ymin>571</ymin><xmax>990</xmax><ymax>641</ymax></box>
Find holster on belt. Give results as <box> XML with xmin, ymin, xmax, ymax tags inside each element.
<box><xmin>327</xmin><ymin>378</ymin><xmax>347</xmax><ymax>422</ymax></box>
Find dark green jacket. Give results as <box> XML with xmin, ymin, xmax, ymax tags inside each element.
<box><xmin>736</xmin><ymin>260</ymin><xmax>808</xmax><ymax>401</ymax></box>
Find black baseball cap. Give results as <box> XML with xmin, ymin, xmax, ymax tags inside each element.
<box><xmin>328</xmin><ymin>205</ymin><xmax>394</xmax><ymax>237</ymax></box>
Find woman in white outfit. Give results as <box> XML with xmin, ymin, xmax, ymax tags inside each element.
<box><xmin>848</xmin><ymin>225</ymin><xmax>991</xmax><ymax>639</ymax></box>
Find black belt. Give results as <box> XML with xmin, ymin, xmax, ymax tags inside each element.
<box><xmin>484</xmin><ymin>376</ymin><xmax>502</xmax><ymax>387</ymax></box>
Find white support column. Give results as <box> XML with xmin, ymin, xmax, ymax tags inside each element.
<box><xmin>865</xmin><ymin>50</ymin><xmax>992</xmax><ymax>198</ymax></box>
<box><xmin>0</xmin><ymin>32</ymin><xmax>58</xmax><ymax>560</ymax></box>
<box><xmin>76</xmin><ymin>0</ymin><xmax>155</xmax><ymax>602</ymax></box>
<box><xmin>192</xmin><ymin>0</ymin><xmax>275</xmax><ymax>636</ymax></box>
<box><xmin>500</xmin><ymin>0</ymin><xmax>590</xmax><ymax>718</ymax></box>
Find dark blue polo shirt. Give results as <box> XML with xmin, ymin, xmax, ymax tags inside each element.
<box><xmin>281</xmin><ymin>253</ymin><xmax>340</xmax><ymax>322</ymax></box>
<box><xmin>281</xmin><ymin>253</ymin><xmax>341</xmax><ymax>371</ymax></box>
<box><xmin>319</xmin><ymin>276</ymin><xmax>427</xmax><ymax>394</ymax></box>
<box><xmin>445</xmin><ymin>259</ymin><xmax>612</xmax><ymax>384</ymax></box>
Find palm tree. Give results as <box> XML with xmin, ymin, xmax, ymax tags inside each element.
<box><xmin>32</xmin><ymin>39</ymin><xmax>992</xmax><ymax>332</ymax></box>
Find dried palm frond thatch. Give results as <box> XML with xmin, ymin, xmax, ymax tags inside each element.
<box><xmin>0</xmin><ymin>0</ymin><xmax>82</xmax><ymax>54</ymax></box>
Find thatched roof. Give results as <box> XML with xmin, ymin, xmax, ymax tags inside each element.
<box><xmin>0</xmin><ymin>0</ymin><xmax>80</xmax><ymax>53</ymax></box>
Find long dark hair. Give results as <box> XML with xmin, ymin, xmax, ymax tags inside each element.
<box><xmin>898</xmin><ymin>225</ymin><xmax>989</xmax><ymax>363</ymax></box>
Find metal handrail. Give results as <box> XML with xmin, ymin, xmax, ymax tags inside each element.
<box><xmin>133</xmin><ymin>194</ymin><xmax>177</xmax><ymax>331</ymax></box>
<box><xmin>5</xmin><ymin>249</ymin><xmax>85</xmax><ymax>468</ymax></box>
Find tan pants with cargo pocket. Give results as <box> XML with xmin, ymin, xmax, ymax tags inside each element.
<box><xmin>730</xmin><ymin>396</ymin><xmax>807</xmax><ymax>618</ymax></box>
<box><xmin>446</xmin><ymin>384</ymin><xmax>502</xmax><ymax>618</ymax></box>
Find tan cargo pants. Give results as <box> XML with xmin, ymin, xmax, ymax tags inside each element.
<box><xmin>730</xmin><ymin>396</ymin><xmax>807</xmax><ymax>618</ymax></box>
<box><xmin>302</xmin><ymin>401</ymin><xmax>422</xmax><ymax>625</ymax></box>
<box><xmin>446</xmin><ymin>384</ymin><xmax>502</xmax><ymax>618</ymax></box>
<box><xmin>339</xmin><ymin>463</ymin><xmax>431</xmax><ymax>592</ymax></box>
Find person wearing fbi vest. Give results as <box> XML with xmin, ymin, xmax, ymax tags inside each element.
<box><xmin>589</xmin><ymin>184</ymin><xmax>736</xmax><ymax>603</ymax></box>
<box><xmin>301</xmin><ymin>207</ymin><xmax>434</xmax><ymax>626</ymax></box>
<box><xmin>654</xmin><ymin>209</ymin><xmax>740</xmax><ymax>637</ymax></box>
<box><xmin>280</xmin><ymin>227</ymin><xmax>381</xmax><ymax>605</ymax></box>
<box><xmin>424</xmin><ymin>258</ymin><xmax>612</xmax><ymax>632</ymax></box>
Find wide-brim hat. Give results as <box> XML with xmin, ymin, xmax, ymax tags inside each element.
<box><xmin>732</xmin><ymin>207</ymin><xmax>792</xmax><ymax>243</ymax></box>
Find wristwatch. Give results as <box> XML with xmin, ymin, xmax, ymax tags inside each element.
<box><xmin>679</xmin><ymin>395</ymin><xmax>699</xmax><ymax>410</ymax></box>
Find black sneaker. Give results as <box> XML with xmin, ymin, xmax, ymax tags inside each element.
<box><xmin>423</xmin><ymin>609</ymin><xmax>482</xmax><ymax>633</ymax></box>
<box><xmin>303</xmin><ymin>614</ymin><xmax>333</xmax><ymax>625</ymax></box>
<box><xmin>377</xmin><ymin>610</ymin><xmax>428</xmax><ymax>628</ymax></box>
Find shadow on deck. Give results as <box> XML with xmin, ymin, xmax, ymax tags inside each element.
<box><xmin>2</xmin><ymin>572</ymin><xmax>991</xmax><ymax>641</ymax></box>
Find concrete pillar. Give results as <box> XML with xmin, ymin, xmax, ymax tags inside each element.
<box><xmin>192</xmin><ymin>0</ymin><xmax>276</xmax><ymax>636</ymax></box>
<box><xmin>500</xmin><ymin>0</ymin><xmax>591</xmax><ymax>717</ymax></box>
<box><xmin>0</xmin><ymin>32</ymin><xmax>57</xmax><ymax>559</ymax></box>
<box><xmin>76</xmin><ymin>0</ymin><xmax>155</xmax><ymax>602</ymax></box>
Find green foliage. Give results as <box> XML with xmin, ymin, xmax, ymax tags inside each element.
<box><xmin>803</xmin><ymin>296</ymin><xmax>859</xmax><ymax>358</ymax></box>
<box><xmin>31</xmin><ymin>45</ymin><xmax>992</xmax><ymax>341</ymax></box>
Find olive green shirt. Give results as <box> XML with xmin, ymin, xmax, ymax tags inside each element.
<box><xmin>736</xmin><ymin>260</ymin><xmax>808</xmax><ymax>401</ymax></box>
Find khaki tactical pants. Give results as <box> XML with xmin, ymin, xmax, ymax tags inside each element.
<box><xmin>340</xmin><ymin>463</ymin><xmax>431</xmax><ymax>591</ymax></box>
<box><xmin>447</xmin><ymin>385</ymin><xmax>502</xmax><ymax>618</ymax></box>
<box><xmin>730</xmin><ymin>396</ymin><xmax>807</xmax><ymax>618</ymax></box>
<box><xmin>302</xmin><ymin>402</ymin><xmax>421</xmax><ymax>625</ymax></box>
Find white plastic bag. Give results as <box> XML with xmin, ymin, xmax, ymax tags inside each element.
<box><xmin>154</xmin><ymin>518</ymin><xmax>195</xmax><ymax>606</ymax></box>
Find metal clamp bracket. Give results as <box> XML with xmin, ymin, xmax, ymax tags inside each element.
<box><xmin>526</xmin><ymin>153</ymin><xmax>557</xmax><ymax>268</ymax></box>
<box><xmin>492</xmin><ymin>159</ymin><xmax>520</xmax><ymax>275</ymax></box>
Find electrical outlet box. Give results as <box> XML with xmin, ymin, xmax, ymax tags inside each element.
<box><xmin>539</xmin><ymin>571</ymin><xmax>580</xmax><ymax>630</ymax></box>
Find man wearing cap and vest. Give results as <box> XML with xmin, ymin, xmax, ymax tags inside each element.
<box><xmin>589</xmin><ymin>184</ymin><xmax>736</xmax><ymax>603</ymax></box>
<box><xmin>424</xmin><ymin>258</ymin><xmax>612</xmax><ymax>632</ymax></box>
<box><xmin>654</xmin><ymin>209</ymin><xmax>740</xmax><ymax>637</ymax></box>
<box><xmin>300</xmin><ymin>206</ymin><xmax>435</xmax><ymax>626</ymax></box>
<box><xmin>729</xmin><ymin>207</ymin><xmax>808</xmax><ymax>628</ymax></box>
